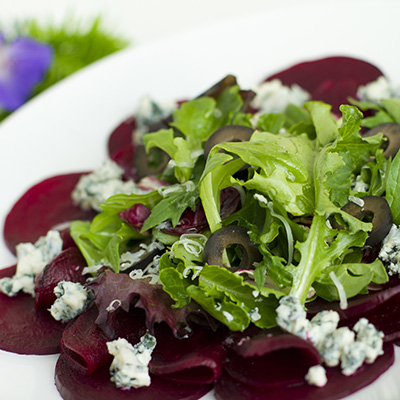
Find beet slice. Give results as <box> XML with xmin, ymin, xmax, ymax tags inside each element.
<box><xmin>150</xmin><ymin>322</ymin><xmax>226</xmax><ymax>384</ymax></box>
<box><xmin>61</xmin><ymin>306</ymin><xmax>148</xmax><ymax>376</ymax></box>
<box><xmin>35</xmin><ymin>247</ymin><xmax>88</xmax><ymax>308</ymax></box>
<box><xmin>223</xmin><ymin>328</ymin><xmax>320</xmax><ymax>388</ymax></box>
<box><xmin>107</xmin><ymin>117</ymin><xmax>136</xmax><ymax>160</ymax></box>
<box><xmin>264</xmin><ymin>56</ymin><xmax>383</xmax><ymax>112</ymax></box>
<box><xmin>215</xmin><ymin>342</ymin><xmax>394</xmax><ymax>400</ymax></box>
<box><xmin>0</xmin><ymin>265</ymin><xmax>65</xmax><ymax>354</ymax></box>
<box><xmin>4</xmin><ymin>173</ymin><xmax>96</xmax><ymax>254</ymax></box>
<box><xmin>55</xmin><ymin>354</ymin><xmax>213</xmax><ymax>400</ymax></box>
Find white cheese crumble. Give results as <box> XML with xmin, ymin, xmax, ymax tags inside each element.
<box><xmin>72</xmin><ymin>160</ymin><xmax>142</xmax><ymax>211</ymax></box>
<box><xmin>0</xmin><ymin>230</ymin><xmax>63</xmax><ymax>297</ymax></box>
<box><xmin>107</xmin><ymin>333</ymin><xmax>157</xmax><ymax>389</ymax></box>
<box><xmin>305</xmin><ymin>365</ymin><xmax>327</xmax><ymax>387</ymax></box>
<box><xmin>251</xmin><ymin>79</ymin><xmax>311</xmax><ymax>115</ymax></box>
<box><xmin>379</xmin><ymin>224</ymin><xmax>400</xmax><ymax>276</ymax></box>
<box><xmin>352</xmin><ymin>175</ymin><xmax>369</xmax><ymax>193</ymax></box>
<box><xmin>120</xmin><ymin>241</ymin><xmax>164</xmax><ymax>271</ymax></box>
<box><xmin>357</xmin><ymin>76</ymin><xmax>400</xmax><ymax>103</ymax></box>
<box><xmin>276</xmin><ymin>295</ymin><xmax>384</xmax><ymax>380</ymax></box>
<box><xmin>50</xmin><ymin>281</ymin><xmax>92</xmax><ymax>322</ymax></box>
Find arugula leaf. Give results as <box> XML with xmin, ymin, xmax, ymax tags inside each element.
<box><xmin>141</xmin><ymin>181</ymin><xmax>199</xmax><ymax>232</ymax></box>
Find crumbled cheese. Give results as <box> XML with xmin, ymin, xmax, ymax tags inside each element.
<box><xmin>357</xmin><ymin>76</ymin><xmax>400</xmax><ymax>103</ymax></box>
<box><xmin>251</xmin><ymin>79</ymin><xmax>311</xmax><ymax>114</ymax></box>
<box><xmin>352</xmin><ymin>175</ymin><xmax>369</xmax><ymax>193</ymax></box>
<box><xmin>275</xmin><ymin>294</ymin><xmax>309</xmax><ymax>340</ymax></box>
<box><xmin>182</xmin><ymin>265</ymin><xmax>203</xmax><ymax>280</ymax></box>
<box><xmin>223</xmin><ymin>311</ymin><xmax>234</xmax><ymax>322</ymax></box>
<box><xmin>249</xmin><ymin>307</ymin><xmax>261</xmax><ymax>322</ymax></box>
<box><xmin>276</xmin><ymin>295</ymin><xmax>384</xmax><ymax>381</ymax></box>
<box><xmin>107</xmin><ymin>333</ymin><xmax>157</xmax><ymax>389</ymax></box>
<box><xmin>50</xmin><ymin>281</ymin><xmax>92</xmax><ymax>322</ymax></box>
<box><xmin>0</xmin><ymin>230</ymin><xmax>63</xmax><ymax>297</ymax></box>
<box><xmin>106</xmin><ymin>299</ymin><xmax>122</xmax><ymax>312</ymax></box>
<box><xmin>379</xmin><ymin>224</ymin><xmax>400</xmax><ymax>276</ymax></box>
<box><xmin>134</xmin><ymin>96</ymin><xmax>176</xmax><ymax>138</ymax></box>
<box><xmin>305</xmin><ymin>365</ymin><xmax>327</xmax><ymax>387</ymax></box>
<box><xmin>72</xmin><ymin>160</ymin><xmax>142</xmax><ymax>211</ymax></box>
<box><xmin>170</xmin><ymin>233</ymin><xmax>208</xmax><ymax>259</ymax></box>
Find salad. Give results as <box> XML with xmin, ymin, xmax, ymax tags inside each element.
<box><xmin>1</xmin><ymin>55</ymin><xmax>400</xmax><ymax>400</ymax></box>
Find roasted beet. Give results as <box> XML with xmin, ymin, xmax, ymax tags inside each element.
<box><xmin>264</xmin><ymin>57</ymin><xmax>383</xmax><ymax>113</ymax></box>
<box><xmin>107</xmin><ymin>116</ymin><xmax>136</xmax><ymax>160</ymax></box>
<box><xmin>0</xmin><ymin>266</ymin><xmax>65</xmax><ymax>354</ymax></box>
<box><xmin>215</xmin><ymin>343</ymin><xmax>394</xmax><ymax>400</ymax></box>
<box><xmin>55</xmin><ymin>354</ymin><xmax>213</xmax><ymax>400</ymax></box>
<box><xmin>150</xmin><ymin>322</ymin><xmax>226</xmax><ymax>384</ymax></box>
<box><xmin>35</xmin><ymin>247</ymin><xmax>88</xmax><ymax>308</ymax></box>
<box><xmin>223</xmin><ymin>329</ymin><xmax>320</xmax><ymax>388</ymax></box>
<box><xmin>4</xmin><ymin>173</ymin><xmax>96</xmax><ymax>254</ymax></box>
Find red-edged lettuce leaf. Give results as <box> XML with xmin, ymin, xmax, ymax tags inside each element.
<box><xmin>222</xmin><ymin>327</ymin><xmax>320</xmax><ymax>388</ymax></box>
<box><xmin>215</xmin><ymin>343</ymin><xmax>394</xmax><ymax>400</ymax></box>
<box><xmin>88</xmin><ymin>270</ymin><xmax>211</xmax><ymax>338</ymax></box>
<box><xmin>264</xmin><ymin>56</ymin><xmax>383</xmax><ymax>113</ymax></box>
<box><xmin>0</xmin><ymin>265</ymin><xmax>65</xmax><ymax>354</ymax></box>
<box><xmin>55</xmin><ymin>354</ymin><xmax>212</xmax><ymax>400</ymax></box>
<box><xmin>4</xmin><ymin>173</ymin><xmax>96</xmax><ymax>254</ymax></box>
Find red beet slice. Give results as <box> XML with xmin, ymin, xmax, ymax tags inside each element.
<box><xmin>4</xmin><ymin>173</ymin><xmax>96</xmax><ymax>254</ymax></box>
<box><xmin>55</xmin><ymin>353</ymin><xmax>213</xmax><ymax>400</ymax></box>
<box><xmin>215</xmin><ymin>343</ymin><xmax>394</xmax><ymax>400</ymax></box>
<box><xmin>35</xmin><ymin>247</ymin><xmax>88</xmax><ymax>308</ymax></box>
<box><xmin>61</xmin><ymin>306</ymin><xmax>148</xmax><ymax>376</ymax></box>
<box><xmin>0</xmin><ymin>265</ymin><xmax>65</xmax><ymax>354</ymax></box>
<box><xmin>264</xmin><ymin>56</ymin><xmax>383</xmax><ymax>112</ymax></box>
<box><xmin>108</xmin><ymin>117</ymin><xmax>136</xmax><ymax>159</ymax></box>
<box><xmin>150</xmin><ymin>322</ymin><xmax>226</xmax><ymax>384</ymax></box>
<box><xmin>223</xmin><ymin>328</ymin><xmax>320</xmax><ymax>388</ymax></box>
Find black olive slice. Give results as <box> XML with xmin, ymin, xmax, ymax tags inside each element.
<box><xmin>333</xmin><ymin>196</ymin><xmax>392</xmax><ymax>246</ymax></box>
<box><xmin>204</xmin><ymin>125</ymin><xmax>255</xmax><ymax>159</ymax></box>
<box><xmin>363</xmin><ymin>122</ymin><xmax>400</xmax><ymax>158</ymax></box>
<box><xmin>203</xmin><ymin>225</ymin><xmax>262</xmax><ymax>271</ymax></box>
<box><xmin>133</xmin><ymin>144</ymin><xmax>170</xmax><ymax>180</ymax></box>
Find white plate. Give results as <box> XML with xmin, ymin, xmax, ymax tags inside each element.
<box><xmin>1</xmin><ymin>1</ymin><xmax>400</xmax><ymax>398</ymax></box>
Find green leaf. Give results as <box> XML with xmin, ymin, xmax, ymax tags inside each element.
<box><xmin>159</xmin><ymin>267</ymin><xmax>191</xmax><ymax>308</ymax></box>
<box><xmin>141</xmin><ymin>181</ymin><xmax>199</xmax><ymax>232</ymax></box>
<box><xmin>386</xmin><ymin>149</ymin><xmax>400</xmax><ymax>224</ymax></box>
<box><xmin>381</xmin><ymin>98</ymin><xmax>400</xmax><ymax>123</ymax></box>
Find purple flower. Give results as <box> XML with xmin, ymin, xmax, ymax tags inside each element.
<box><xmin>0</xmin><ymin>35</ymin><xmax>53</xmax><ymax>111</ymax></box>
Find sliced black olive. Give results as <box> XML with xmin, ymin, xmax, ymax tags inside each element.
<box><xmin>133</xmin><ymin>144</ymin><xmax>170</xmax><ymax>180</ymax></box>
<box><xmin>363</xmin><ymin>122</ymin><xmax>400</xmax><ymax>158</ymax></box>
<box><xmin>332</xmin><ymin>196</ymin><xmax>392</xmax><ymax>246</ymax></box>
<box><xmin>204</xmin><ymin>125</ymin><xmax>255</xmax><ymax>159</ymax></box>
<box><xmin>203</xmin><ymin>225</ymin><xmax>262</xmax><ymax>271</ymax></box>
<box><xmin>198</xmin><ymin>74</ymin><xmax>238</xmax><ymax>99</ymax></box>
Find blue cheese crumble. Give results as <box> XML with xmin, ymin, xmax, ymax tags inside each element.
<box><xmin>305</xmin><ymin>365</ymin><xmax>327</xmax><ymax>387</ymax></box>
<box><xmin>357</xmin><ymin>76</ymin><xmax>400</xmax><ymax>103</ymax></box>
<box><xmin>251</xmin><ymin>79</ymin><xmax>311</xmax><ymax>114</ymax></box>
<box><xmin>276</xmin><ymin>295</ymin><xmax>384</xmax><ymax>380</ymax></box>
<box><xmin>107</xmin><ymin>333</ymin><xmax>157</xmax><ymax>389</ymax></box>
<box><xmin>50</xmin><ymin>281</ymin><xmax>92</xmax><ymax>322</ymax></box>
<box><xmin>72</xmin><ymin>160</ymin><xmax>141</xmax><ymax>211</ymax></box>
<box><xmin>379</xmin><ymin>224</ymin><xmax>400</xmax><ymax>276</ymax></box>
<box><xmin>0</xmin><ymin>230</ymin><xmax>63</xmax><ymax>297</ymax></box>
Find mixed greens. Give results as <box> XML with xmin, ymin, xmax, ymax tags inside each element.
<box><xmin>70</xmin><ymin>79</ymin><xmax>400</xmax><ymax>334</ymax></box>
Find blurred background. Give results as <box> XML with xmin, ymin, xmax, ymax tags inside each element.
<box><xmin>0</xmin><ymin>0</ymin><xmax>321</xmax><ymax>120</ymax></box>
